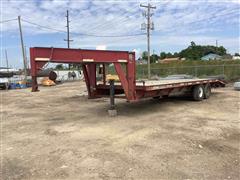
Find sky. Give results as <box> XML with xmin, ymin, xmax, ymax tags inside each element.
<box><xmin>0</xmin><ymin>0</ymin><xmax>240</xmax><ymax>68</ymax></box>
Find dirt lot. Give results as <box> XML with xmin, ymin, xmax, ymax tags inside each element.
<box><xmin>1</xmin><ymin>81</ymin><xmax>240</xmax><ymax>179</ymax></box>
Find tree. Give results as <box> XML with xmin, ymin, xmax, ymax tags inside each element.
<box><xmin>179</xmin><ymin>42</ymin><xmax>227</xmax><ymax>60</ymax></box>
<box><xmin>166</xmin><ymin>52</ymin><xmax>173</xmax><ymax>58</ymax></box>
<box><xmin>160</xmin><ymin>52</ymin><xmax>167</xmax><ymax>59</ymax></box>
<box><xmin>150</xmin><ymin>54</ymin><xmax>159</xmax><ymax>63</ymax></box>
<box><xmin>216</xmin><ymin>46</ymin><xmax>227</xmax><ymax>56</ymax></box>
<box><xmin>191</xmin><ymin>41</ymin><xmax>196</xmax><ymax>47</ymax></box>
<box><xmin>235</xmin><ymin>53</ymin><xmax>240</xmax><ymax>56</ymax></box>
<box><xmin>142</xmin><ymin>51</ymin><xmax>148</xmax><ymax>60</ymax></box>
<box><xmin>173</xmin><ymin>52</ymin><xmax>179</xmax><ymax>57</ymax></box>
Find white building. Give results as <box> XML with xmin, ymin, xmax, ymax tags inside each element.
<box><xmin>232</xmin><ymin>56</ymin><xmax>240</xmax><ymax>60</ymax></box>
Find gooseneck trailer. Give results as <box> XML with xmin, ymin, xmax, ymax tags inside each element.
<box><xmin>30</xmin><ymin>47</ymin><xmax>225</xmax><ymax>108</ymax></box>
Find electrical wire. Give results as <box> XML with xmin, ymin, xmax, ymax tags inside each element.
<box><xmin>0</xmin><ymin>18</ymin><xmax>18</xmax><ymax>23</ymax></box>
<box><xmin>71</xmin><ymin>32</ymin><xmax>145</xmax><ymax>37</ymax></box>
<box><xmin>153</xmin><ymin>9</ymin><xmax>239</xmax><ymax>34</ymax></box>
<box><xmin>22</xmin><ymin>19</ymin><xmax>67</xmax><ymax>33</ymax></box>
<box><xmin>70</xmin><ymin>4</ymin><xmax>141</xmax><ymax>34</ymax></box>
<box><xmin>22</xmin><ymin>18</ymin><xmax>145</xmax><ymax>37</ymax></box>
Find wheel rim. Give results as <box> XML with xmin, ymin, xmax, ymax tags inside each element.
<box><xmin>199</xmin><ymin>87</ymin><xmax>203</xmax><ymax>97</ymax></box>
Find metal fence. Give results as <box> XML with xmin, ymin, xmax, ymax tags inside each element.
<box><xmin>137</xmin><ymin>64</ymin><xmax>240</xmax><ymax>80</ymax></box>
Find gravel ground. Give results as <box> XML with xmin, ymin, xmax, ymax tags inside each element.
<box><xmin>1</xmin><ymin>81</ymin><xmax>239</xmax><ymax>180</ymax></box>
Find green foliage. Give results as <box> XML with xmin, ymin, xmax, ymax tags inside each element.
<box><xmin>159</xmin><ymin>52</ymin><xmax>179</xmax><ymax>60</ymax></box>
<box><xmin>160</xmin><ymin>52</ymin><xmax>167</xmax><ymax>59</ymax></box>
<box><xmin>150</xmin><ymin>54</ymin><xmax>159</xmax><ymax>63</ymax></box>
<box><xmin>179</xmin><ymin>41</ymin><xmax>227</xmax><ymax>60</ymax></box>
<box><xmin>142</xmin><ymin>51</ymin><xmax>148</xmax><ymax>60</ymax></box>
<box><xmin>141</xmin><ymin>52</ymin><xmax>160</xmax><ymax>63</ymax></box>
<box><xmin>136</xmin><ymin>60</ymin><xmax>240</xmax><ymax>80</ymax></box>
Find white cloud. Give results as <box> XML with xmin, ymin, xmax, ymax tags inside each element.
<box><xmin>1</xmin><ymin>0</ymin><xmax>239</xmax><ymax>54</ymax></box>
<box><xmin>96</xmin><ymin>45</ymin><xmax>107</xmax><ymax>50</ymax></box>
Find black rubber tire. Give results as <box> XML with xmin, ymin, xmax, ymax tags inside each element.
<box><xmin>162</xmin><ymin>95</ymin><xmax>169</xmax><ymax>98</ymax></box>
<box><xmin>153</xmin><ymin>96</ymin><xmax>160</xmax><ymax>99</ymax></box>
<box><xmin>204</xmin><ymin>84</ymin><xmax>211</xmax><ymax>99</ymax></box>
<box><xmin>193</xmin><ymin>85</ymin><xmax>204</xmax><ymax>101</ymax></box>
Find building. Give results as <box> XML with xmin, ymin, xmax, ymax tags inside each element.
<box><xmin>232</xmin><ymin>55</ymin><xmax>240</xmax><ymax>60</ymax></box>
<box><xmin>222</xmin><ymin>54</ymin><xmax>232</xmax><ymax>60</ymax></box>
<box><xmin>201</xmin><ymin>53</ymin><xmax>222</xmax><ymax>61</ymax></box>
<box><xmin>136</xmin><ymin>59</ymin><xmax>147</xmax><ymax>65</ymax></box>
<box><xmin>159</xmin><ymin>57</ymin><xmax>180</xmax><ymax>63</ymax></box>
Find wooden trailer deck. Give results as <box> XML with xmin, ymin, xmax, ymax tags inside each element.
<box><xmin>134</xmin><ymin>78</ymin><xmax>224</xmax><ymax>90</ymax></box>
<box><xmin>107</xmin><ymin>78</ymin><xmax>224</xmax><ymax>90</ymax></box>
<box><xmin>136</xmin><ymin>78</ymin><xmax>211</xmax><ymax>86</ymax></box>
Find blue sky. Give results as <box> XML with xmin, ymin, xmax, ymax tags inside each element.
<box><xmin>1</xmin><ymin>0</ymin><xmax>240</xmax><ymax>68</ymax></box>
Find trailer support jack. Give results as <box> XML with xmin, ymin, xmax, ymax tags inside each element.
<box><xmin>108</xmin><ymin>80</ymin><xmax>117</xmax><ymax>117</ymax></box>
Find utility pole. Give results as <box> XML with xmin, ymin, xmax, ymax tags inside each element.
<box><xmin>18</xmin><ymin>16</ymin><xmax>27</xmax><ymax>80</ymax></box>
<box><xmin>5</xmin><ymin>50</ymin><xmax>9</xmax><ymax>72</ymax></box>
<box><xmin>64</xmin><ymin>10</ymin><xmax>73</xmax><ymax>69</ymax></box>
<box><xmin>140</xmin><ymin>3</ymin><xmax>156</xmax><ymax>79</ymax></box>
<box><xmin>216</xmin><ymin>40</ymin><xmax>218</xmax><ymax>48</ymax></box>
<box><xmin>24</xmin><ymin>46</ymin><xmax>29</xmax><ymax>70</ymax></box>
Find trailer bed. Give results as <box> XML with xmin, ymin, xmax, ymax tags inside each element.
<box><xmin>136</xmin><ymin>78</ymin><xmax>211</xmax><ymax>86</ymax></box>
<box><xmin>97</xmin><ymin>78</ymin><xmax>225</xmax><ymax>100</ymax></box>
<box><xmin>134</xmin><ymin>78</ymin><xmax>224</xmax><ymax>90</ymax></box>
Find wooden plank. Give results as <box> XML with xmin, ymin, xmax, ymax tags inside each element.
<box><xmin>135</xmin><ymin>78</ymin><xmax>210</xmax><ymax>86</ymax></box>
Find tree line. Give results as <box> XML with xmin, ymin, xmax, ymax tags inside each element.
<box><xmin>141</xmin><ymin>41</ymin><xmax>230</xmax><ymax>63</ymax></box>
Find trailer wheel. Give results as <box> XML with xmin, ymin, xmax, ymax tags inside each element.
<box><xmin>162</xmin><ymin>95</ymin><xmax>169</xmax><ymax>98</ymax></box>
<box><xmin>193</xmin><ymin>85</ymin><xmax>204</xmax><ymax>101</ymax></box>
<box><xmin>204</xmin><ymin>84</ymin><xmax>211</xmax><ymax>99</ymax></box>
<box><xmin>153</xmin><ymin>96</ymin><xmax>160</xmax><ymax>99</ymax></box>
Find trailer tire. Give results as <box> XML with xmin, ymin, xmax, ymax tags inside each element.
<box><xmin>193</xmin><ymin>85</ymin><xmax>204</xmax><ymax>101</ymax></box>
<box><xmin>204</xmin><ymin>84</ymin><xmax>211</xmax><ymax>99</ymax></box>
<box><xmin>153</xmin><ymin>96</ymin><xmax>160</xmax><ymax>99</ymax></box>
<box><xmin>162</xmin><ymin>95</ymin><xmax>169</xmax><ymax>98</ymax></box>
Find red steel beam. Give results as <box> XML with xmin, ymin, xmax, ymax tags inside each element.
<box><xmin>31</xmin><ymin>47</ymin><xmax>130</xmax><ymax>63</ymax></box>
<box><xmin>30</xmin><ymin>47</ymin><xmax>136</xmax><ymax>101</ymax></box>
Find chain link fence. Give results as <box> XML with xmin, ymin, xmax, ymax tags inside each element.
<box><xmin>137</xmin><ymin>64</ymin><xmax>240</xmax><ymax>80</ymax></box>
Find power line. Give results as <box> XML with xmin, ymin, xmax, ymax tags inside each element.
<box><xmin>185</xmin><ymin>9</ymin><xmax>239</xmax><ymax>26</ymax></box>
<box><xmin>0</xmin><ymin>18</ymin><xmax>18</xmax><ymax>23</ymax></box>
<box><xmin>22</xmin><ymin>18</ymin><xmax>144</xmax><ymax>37</ymax></box>
<box><xmin>89</xmin><ymin>14</ymin><xmax>143</xmax><ymax>35</ymax></box>
<box><xmin>106</xmin><ymin>34</ymin><xmax>145</xmax><ymax>45</ymax></box>
<box><xmin>82</xmin><ymin>4</ymin><xmax>140</xmax><ymax>34</ymax></box>
<box><xmin>22</xmin><ymin>19</ymin><xmax>66</xmax><ymax>33</ymax></box>
<box><xmin>71</xmin><ymin>32</ymin><xmax>145</xmax><ymax>38</ymax></box>
<box><xmin>154</xmin><ymin>9</ymin><xmax>239</xmax><ymax>34</ymax></box>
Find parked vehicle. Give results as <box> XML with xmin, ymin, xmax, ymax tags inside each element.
<box><xmin>0</xmin><ymin>78</ymin><xmax>9</xmax><ymax>89</ymax></box>
<box><xmin>234</xmin><ymin>81</ymin><xmax>240</xmax><ymax>91</ymax></box>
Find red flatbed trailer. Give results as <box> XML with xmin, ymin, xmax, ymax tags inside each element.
<box><xmin>30</xmin><ymin>47</ymin><xmax>225</xmax><ymax>105</ymax></box>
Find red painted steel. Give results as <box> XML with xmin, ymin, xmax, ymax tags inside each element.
<box><xmin>30</xmin><ymin>47</ymin><xmax>225</xmax><ymax>102</ymax></box>
<box><xmin>30</xmin><ymin>47</ymin><xmax>136</xmax><ymax>100</ymax></box>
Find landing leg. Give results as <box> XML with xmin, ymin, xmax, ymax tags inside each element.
<box><xmin>108</xmin><ymin>80</ymin><xmax>117</xmax><ymax>116</ymax></box>
<box><xmin>31</xmin><ymin>76</ymin><xmax>39</xmax><ymax>92</ymax></box>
